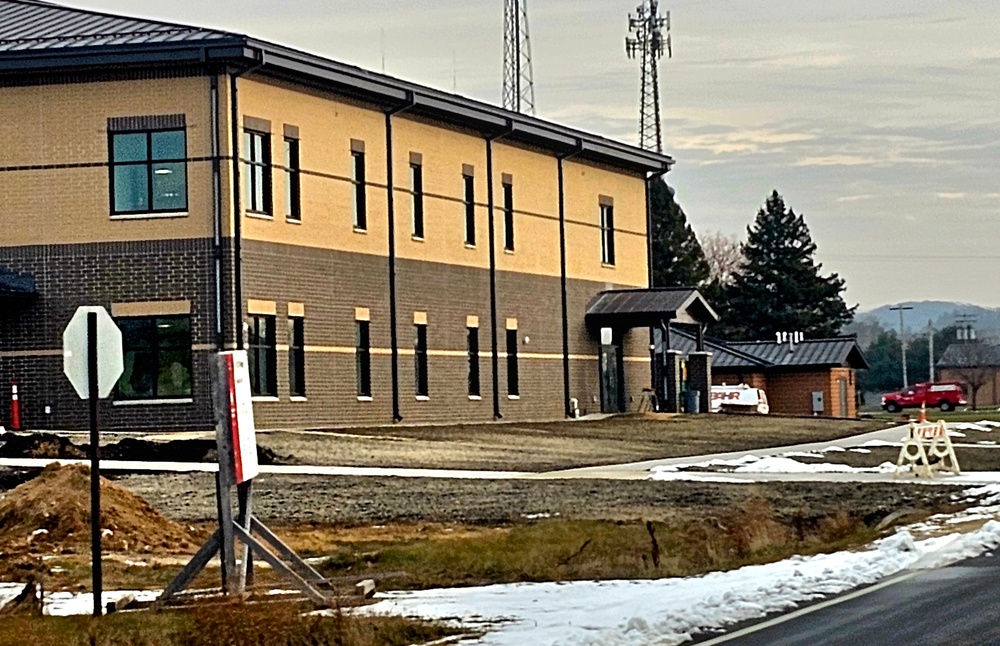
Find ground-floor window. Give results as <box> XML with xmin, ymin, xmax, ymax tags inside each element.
<box><xmin>468</xmin><ymin>326</ymin><xmax>480</xmax><ymax>397</ymax></box>
<box><xmin>116</xmin><ymin>316</ymin><xmax>192</xmax><ymax>400</ymax></box>
<box><xmin>248</xmin><ymin>314</ymin><xmax>277</xmax><ymax>396</ymax></box>
<box><xmin>288</xmin><ymin>316</ymin><xmax>305</xmax><ymax>397</ymax></box>
<box><xmin>415</xmin><ymin>322</ymin><xmax>428</xmax><ymax>397</ymax></box>
<box><xmin>356</xmin><ymin>319</ymin><xmax>371</xmax><ymax>397</ymax></box>
<box><xmin>506</xmin><ymin>327</ymin><xmax>519</xmax><ymax>397</ymax></box>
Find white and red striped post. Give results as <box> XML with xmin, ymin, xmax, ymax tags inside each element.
<box><xmin>9</xmin><ymin>381</ymin><xmax>21</xmax><ymax>431</ymax></box>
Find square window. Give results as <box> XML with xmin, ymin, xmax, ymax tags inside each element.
<box><xmin>115</xmin><ymin>316</ymin><xmax>192</xmax><ymax>400</ymax></box>
<box><xmin>109</xmin><ymin>127</ymin><xmax>187</xmax><ymax>215</ymax></box>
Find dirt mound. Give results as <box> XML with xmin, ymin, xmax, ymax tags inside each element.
<box><xmin>0</xmin><ymin>433</ymin><xmax>85</xmax><ymax>459</ymax></box>
<box><xmin>0</xmin><ymin>463</ymin><xmax>200</xmax><ymax>556</ymax></box>
<box><xmin>0</xmin><ymin>433</ymin><xmax>284</xmax><ymax>465</ymax></box>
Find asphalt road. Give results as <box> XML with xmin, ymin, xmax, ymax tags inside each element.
<box><xmin>706</xmin><ymin>552</ymin><xmax>1000</xmax><ymax>646</ymax></box>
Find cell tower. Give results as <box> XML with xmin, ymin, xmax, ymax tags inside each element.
<box><xmin>625</xmin><ymin>1</ymin><xmax>671</xmax><ymax>153</ymax></box>
<box><xmin>503</xmin><ymin>0</ymin><xmax>536</xmax><ymax>115</ymax></box>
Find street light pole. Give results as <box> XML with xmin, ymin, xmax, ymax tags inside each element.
<box><xmin>890</xmin><ymin>305</ymin><xmax>913</xmax><ymax>388</ymax></box>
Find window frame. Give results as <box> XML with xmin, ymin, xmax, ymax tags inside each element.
<box><xmin>352</xmin><ymin>150</ymin><xmax>368</xmax><ymax>230</ymax></box>
<box><xmin>356</xmin><ymin>319</ymin><xmax>372</xmax><ymax>398</ymax></box>
<box><xmin>411</xmin><ymin>162</ymin><xmax>424</xmax><ymax>239</ymax></box>
<box><xmin>600</xmin><ymin>203</ymin><xmax>616</xmax><ymax>266</ymax></box>
<box><xmin>463</xmin><ymin>173</ymin><xmax>476</xmax><ymax>246</ymax></box>
<box><xmin>503</xmin><ymin>180</ymin><xmax>515</xmax><ymax>252</ymax></box>
<box><xmin>243</xmin><ymin>129</ymin><xmax>273</xmax><ymax>216</ymax></box>
<box><xmin>284</xmin><ymin>136</ymin><xmax>301</xmax><ymax>222</ymax></box>
<box><xmin>288</xmin><ymin>316</ymin><xmax>305</xmax><ymax>397</ymax></box>
<box><xmin>414</xmin><ymin>322</ymin><xmax>429</xmax><ymax>397</ymax></box>
<box><xmin>109</xmin><ymin>127</ymin><xmax>189</xmax><ymax>216</ymax></box>
<box><xmin>114</xmin><ymin>315</ymin><xmax>193</xmax><ymax>400</ymax></box>
<box><xmin>248</xmin><ymin>314</ymin><xmax>278</xmax><ymax>397</ymax></box>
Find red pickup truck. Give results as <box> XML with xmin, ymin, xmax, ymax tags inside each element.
<box><xmin>881</xmin><ymin>382</ymin><xmax>967</xmax><ymax>413</ymax></box>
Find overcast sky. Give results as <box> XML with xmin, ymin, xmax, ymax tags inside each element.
<box><xmin>74</xmin><ymin>0</ymin><xmax>1000</xmax><ymax>311</ymax></box>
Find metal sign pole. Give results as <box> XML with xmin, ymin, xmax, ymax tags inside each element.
<box><xmin>87</xmin><ymin>311</ymin><xmax>102</xmax><ymax>618</ymax></box>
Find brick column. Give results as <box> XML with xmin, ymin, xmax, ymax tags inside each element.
<box><xmin>663</xmin><ymin>350</ymin><xmax>683</xmax><ymax>413</ymax></box>
<box><xmin>688</xmin><ymin>351</ymin><xmax>713</xmax><ymax>414</ymax></box>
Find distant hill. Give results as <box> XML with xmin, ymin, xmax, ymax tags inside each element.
<box><xmin>849</xmin><ymin>301</ymin><xmax>1000</xmax><ymax>347</ymax></box>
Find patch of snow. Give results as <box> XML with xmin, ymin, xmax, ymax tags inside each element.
<box><xmin>948</xmin><ymin>430</ymin><xmax>966</xmax><ymax>438</ymax></box>
<box><xmin>523</xmin><ymin>513</ymin><xmax>552</xmax><ymax>519</ymax></box>
<box><xmin>954</xmin><ymin>423</ymin><xmax>991</xmax><ymax>432</ymax></box>
<box><xmin>43</xmin><ymin>589</ymin><xmax>161</xmax><ymax>616</ymax></box>
<box><xmin>821</xmin><ymin>446</ymin><xmax>846</xmax><ymax>453</ymax></box>
<box><xmin>859</xmin><ymin>439</ymin><xmax>902</xmax><ymax>448</ymax></box>
<box><xmin>782</xmin><ymin>451</ymin><xmax>824</xmax><ymax>459</ymax></box>
<box><xmin>732</xmin><ymin>457</ymin><xmax>896</xmax><ymax>475</ymax></box>
<box><xmin>849</xmin><ymin>448</ymin><xmax>872</xmax><ymax>454</ymax></box>
<box><xmin>976</xmin><ymin>421</ymin><xmax>1000</xmax><ymax>428</ymax></box>
<box><xmin>977</xmin><ymin>441</ymin><xmax>997</xmax><ymax>445</ymax></box>
<box><xmin>362</xmin><ymin>521</ymin><xmax>1000</xmax><ymax>645</ymax></box>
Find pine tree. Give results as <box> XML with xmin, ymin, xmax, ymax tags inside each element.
<box><xmin>722</xmin><ymin>190</ymin><xmax>855</xmax><ymax>340</ymax></box>
<box><xmin>649</xmin><ymin>179</ymin><xmax>710</xmax><ymax>288</ymax></box>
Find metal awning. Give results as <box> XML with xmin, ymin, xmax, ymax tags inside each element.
<box><xmin>0</xmin><ymin>268</ymin><xmax>36</xmax><ymax>302</ymax></box>
<box><xmin>585</xmin><ymin>288</ymin><xmax>719</xmax><ymax>329</ymax></box>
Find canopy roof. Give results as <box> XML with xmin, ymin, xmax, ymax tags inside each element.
<box><xmin>585</xmin><ymin>288</ymin><xmax>719</xmax><ymax>330</ymax></box>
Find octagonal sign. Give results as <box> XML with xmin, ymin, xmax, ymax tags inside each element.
<box><xmin>63</xmin><ymin>306</ymin><xmax>124</xmax><ymax>399</ymax></box>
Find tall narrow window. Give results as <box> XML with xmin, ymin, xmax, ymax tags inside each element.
<box><xmin>600</xmin><ymin>202</ymin><xmax>616</xmax><ymax>265</ymax></box>
<box><xmin>503</xmin><ymin>179</ymin><xmax>515</xmax><ymax>252</ymax></box>
<box><xmin>414</xmin><ymin>321</ymin><xmax>429</xmax><ymax>397</ymax></box>
<box><xmin>288</xmin><ymin>316</ymin><xmax>305</xmax><ymax>397</ymax></box>
<box><xmin>506</xmin><ymin>327</ymin><xmax>519</xmax><ymax>397</ymax></box>
<box><xmin>352</xmin><ymin>148</ymin><xmax>367</xmax><ymax>230</ymax></box>
<box><xmin>467</xmin><ymin>325</ymin><xmax>480</xmax><ymax>398</ymax></box>
<box><xmin>356</xmin><ymin>319</ymin><xmax>371</xmax><ymax>398</ymax></box>
<box><xmin>463</xmin><ymin>172</ymin><xmax>476</xmax><ymax>246</ymax></box>
<box><xmin>248</xmin><ymin>315</ymin><xmax>277</xmax><ymax>396</ymax></box>
<box><xmin>411</xmin><ymin>162</ymin><xmax>424</xmax><ymax>238</ymax></box>
<box><xmin>284</xmin><ymin>135</ymin><xmax>301</xmax><ymax>221</ymax></box>
<box><xmin>116</xmin><ymin>316</ymin><xmax>192</xmax><ymax>399</ymax></box>
<box><xmin>243</xmin><ymin>129</ymin><xmax>272</xmax><ymax>215</ymax></box>
<box><xmin>110</xmin><ymin>122</ymin><xmax>188</xmax><ymax>215</ymax></box>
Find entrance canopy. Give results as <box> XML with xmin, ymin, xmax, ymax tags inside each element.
<box><xmin>585</xmin><ymin>287</ymin><xmax>719</xmax><ymax>330</ymax></box>
<box><xmin>0</xmin><ymin>268</ymin><xmax>36</xmax><ymax>303</ymax></box>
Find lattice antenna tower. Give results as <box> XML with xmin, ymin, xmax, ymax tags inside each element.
<box><xmin>626</xmin><ymin>1</ymin><xmax>671</xmax><ymax>153</ymax></box>
<box><xmin>503</xmin><ymin>0</ymin><xmax>536</xmax><ymax>115</ymax></box>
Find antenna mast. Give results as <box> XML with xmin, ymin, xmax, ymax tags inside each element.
<box><xmin>503</xmin><ymin>0</ymin><xmax>536</xmax><ymax>115</ymax></box>
<box><xmin>625</xmin><ymin>1</ymin><xmax>671</xmax><ymax>152</ymax></box>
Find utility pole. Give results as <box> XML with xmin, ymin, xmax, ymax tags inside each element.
<box><xmin>626</xmin><ymin>0</ymin><xmax>671</xmax><ymax>152</ymax></box>
<box><xmin>502</xmin><ymin>0</ymin><xmax>536</xmax><ymax>115</ymax></box>
<box><xmin>927</xmin><ymin>319</ymin><xmax>935</xmax><ymax>383</ymax></box>
<box><xmin>890</xmin><ymin>304</ymin><xmax>913</xmax><ymax>388</ymax></box>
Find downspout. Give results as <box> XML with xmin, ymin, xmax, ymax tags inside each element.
<box><xmin>646</xmin><ymin>165</ymin><xmax>669</xmax><ymax>399</ymax></box>
<box><xmin>557</xmin><ymin>141</ymin><xmax>584</xmax><ymax>418</ymax></box>
<box><xmin>385</xmin><ymin>92</ymin><xmax>417</xmax><ymax>423</ymax></box>
<box><xmin>210</xmin><ymin>74</ymin><xmax>224</xmax><ymax>351</ymax></box>
<box><xmin>229</xmin><ymin>51</ymin><xmax>266</xmax><ymax>350</ymax></box>
<box><xmin>486</xmin><ymin>120</ymin><xmax>515</xmax><ymax>420</ymax></box>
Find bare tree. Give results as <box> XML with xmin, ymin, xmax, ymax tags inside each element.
<box><xmin>701</xmin><ymin>230</ymin><xmax>744</xmax><ymax>286</ymax></box>
<box><xmin>944</xmin><ymin>342</ymin><xmax>1000</xmax><ymax>410</ymax></box>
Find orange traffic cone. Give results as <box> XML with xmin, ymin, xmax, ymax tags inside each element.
<box><xmin>918</xmin><ymin>401</ymin><xmax>927</xmax><ymax>424</ymax></box>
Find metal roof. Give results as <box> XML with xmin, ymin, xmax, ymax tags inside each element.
<box><xmin>667</xmin><ymin>330</ymin><xmax>768</xmax><ymax>370</ymax></box>
<box><xmin>729</xmin><ymin>337</ymin><xmax>869</xmax><ymax>370</ymax></box>
<box><xmin>0</xmin><ymin>266</ymin><xmax>35</xmax><ymax>299</ymax></box>
<box><xmin>0</xmin><ymin>0</ymin><xmax>232</xmax><ymax>51</ymax></box>
<box><xmin>586</xmin><ymin>288</ymin><xmax>719</xmax><ymax>329</ymax></box>
<box><xmin>0</xmin><ymin>0</ymin><xmax>673</xmax><ymax>174</ymax></box>
<box><xmin>937</xmin><ymin>343</ymin><xmax>1000</xmax><ymax>369</ymax></box>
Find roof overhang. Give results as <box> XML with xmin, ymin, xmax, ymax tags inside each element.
<box><xmin>585</xmin><ymin>288</ymin><xmax>719</xmax><ymax>330</ymax></box>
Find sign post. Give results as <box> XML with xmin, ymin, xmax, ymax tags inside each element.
<box><xmin>63</xmin><ymin>306</ymin><xmax>123</xmax><ymax>618</ymax></box>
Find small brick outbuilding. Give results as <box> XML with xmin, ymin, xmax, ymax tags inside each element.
<box><xmin>669</xmin><ymin>331</ymin><xmax>869</xmax><ymax>418</ymax></box>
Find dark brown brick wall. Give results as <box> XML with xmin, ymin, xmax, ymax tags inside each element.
<box><xmin>0</xmin><ymin>238</ymin><xmax>217</xmax><ymax>431</ymax></box>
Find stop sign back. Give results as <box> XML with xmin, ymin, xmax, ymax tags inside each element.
<box><xmin>63</xmin><ymin>306</ymin><xmax>124</xmax><ymax>399</ymax></box>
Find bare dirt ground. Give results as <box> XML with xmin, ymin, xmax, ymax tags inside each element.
<box><xmin>256</xmin><ymin>414</ymin><xmax>886</xmax><ymax>472</ymax></box>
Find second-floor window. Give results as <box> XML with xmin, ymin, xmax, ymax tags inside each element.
<box><xmin>411</xmin><ymin>162</ymin><xmax>424</xmax><ymax>238</ymax></box>
<box><xmin>600</xmin><ymin>202</ymin><xmax>616</xmax><ymax>266</ymax></box>
<box><xmin>463</xmin><ymin>172</ymin><xmax>476</xmax><ymax>246</ymax></box>
<box><xmin>244</xmin><ymin>129</ymin><xmax>272</xmax><ymax>215</ymax></box>
<box><xmin>503</xmin><ymin>180</ymin><xmax>515</xmax><ymax>252</ymax></box>
<box><xmin>352</xmin><ymin>148</ymin><xmax>367</xmax><ymax>230</ymax></box>
<box><xmin>284</xmin><ymin>135</ymin><xmax>301</xmax><ymax>221</ymax></box>
<box><xmin>110</xmin><ymin>125</ymin><xmax>187</xmax><ymax>215</ymax></box>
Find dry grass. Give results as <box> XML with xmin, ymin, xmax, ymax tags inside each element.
<box><xmin>316</xmin><ymin>500</ymin><xmax>881</xmax><ymax>590</ymax></box>
<box><xmin>0</xmin><ymin>601</ymin><xmax>457</xmax><ymax>646</ymax></box>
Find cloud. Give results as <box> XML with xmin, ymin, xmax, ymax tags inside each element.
<box><xmin>936</xmin><ymin>192</ymin><xmax>967</xmax><ymax>200</ymax></box>
<box><xmin>836</xmin><ymin>194</ymin><xmax>875</xmax><ymax>203</ymax></box>
<box><xmin>672</xmin><ymin>130</ymin><xmax>816</xmax><ymax>155</ymax></box>
<box><xmin>794</xmin><ymin>155</ymin><xmax>879</xmax><ymax>167</ymax></box>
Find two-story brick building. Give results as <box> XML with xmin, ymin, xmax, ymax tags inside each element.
<box><xmin>0</xmin><ymin>0</ymin><xmax>715</xmax><ymax>431</ymax></box>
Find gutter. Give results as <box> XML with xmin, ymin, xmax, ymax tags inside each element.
<box><xmin>384</xmin><ymin>92</ymin><xmax>417</xmax><ymax>423</ymax></box>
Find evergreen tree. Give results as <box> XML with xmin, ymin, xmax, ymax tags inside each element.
<box><xmin>649</xmin><ymin>179</ymin><xmax>710</xmax><ymax>288</ymax></box>
<box><xmin>722</xmin><ymin>190</ymin><xmax>855</xmax><ymax>340</ymax></box>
